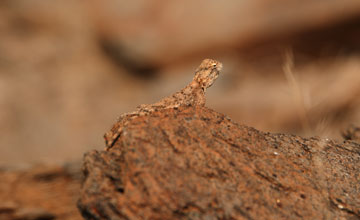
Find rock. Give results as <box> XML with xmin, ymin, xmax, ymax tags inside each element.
<box><xmin>342</xmin><ymin>124</ymin><xmax>360</xmax><ymax>142</ymax></box>
<box><xmin>0</xmin><ymin>163</ymin><xmax>83</xmax><ymax>220</ymax></box>
<box><xmin>78</xmin><ymin>106</ymin><xmax>360</xmax><ymax>219</ymax></box>
<box><xmin>89</xmin><ymin>0</ymin><xmax>360</xmax><ymax>65</ymax></box>
<box><xmin>12</xmin><ymin>207</ymin><xmax>55</xmax><ymax>220</ymax></box>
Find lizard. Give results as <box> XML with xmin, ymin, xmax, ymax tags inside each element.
<box><xmin>104</xmin><ymin>58</ymin><xmax>223</xmax><ymax>148</ymax></box>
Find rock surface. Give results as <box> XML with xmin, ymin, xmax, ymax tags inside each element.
<box><xmin>78</xmin><ymin>106</ymin><xmax>360</xmax><ymax>219</ymax></box>
<box><xmin>0</xmin><ymin>163</ymin><xmax>82</xmax><ymax>220</ymax></box>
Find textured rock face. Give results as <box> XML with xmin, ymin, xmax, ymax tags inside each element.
<box><xmin>78</xmin><ymin>106</ymin><xmax>360</xmax><ymax>219</ymax></box>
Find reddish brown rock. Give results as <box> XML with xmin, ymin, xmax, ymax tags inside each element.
<box><xmin>342</xmin><ymin>124</ymin><xmax>360</xmax><ymax>142</ymax></box>
<box><xmin>78</xmin><ymin>106</ymin><xmax>360</xmax><ymax>219</ymax></box>
<box><xmin>0</xmin><ymin>163</ymin><xmax>82</xmax><ymax>220</ymax></box>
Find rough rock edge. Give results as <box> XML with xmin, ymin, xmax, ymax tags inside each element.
<box><xmin>78</xmin><ymin>106</ymin><xmax>360</xmax><ymax>220</ymax></box>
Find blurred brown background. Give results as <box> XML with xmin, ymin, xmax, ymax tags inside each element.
<box><xmin>1</xmin><ymin>0</ymin><xmax>360</xmax><ymax>168</ymax></box>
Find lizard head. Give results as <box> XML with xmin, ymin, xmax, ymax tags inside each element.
<box><xmin>194</xmin><ymin>59</ymin><xmax>223</xmax><ymax>91</ymax></box>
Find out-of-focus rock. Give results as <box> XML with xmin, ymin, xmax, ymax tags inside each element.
<box><xmin>78</xmin><ymin>106</ymin><xmax>360</xmax><ymax>219</ymax></box>
<box><xmin>0</xmin><ymin>163</ymin><xmax>83</xmax><ymax>220</ymax></box>
<box><xmin>342</xmin><ymin>124</ymin><xmax>360</xmax><ymax>142</ymax></box>
<box><xmin>1</xmin><ymin>0</ymin><xmax>360</xmax><ymax>170</ymax></box>
<box><xmin>12</xmin><ymin>207</ymin><xmax>55</xmax><ymax>220</ymax></box>
<box><xmin>0</xmin><ymin>0</ymin><xmax>136</xmax><ymax>166</ymax></box>
<box><xmin>89</xmin><ymin>0</ymin><xmax>360</xmax><ymax>65</ymax></box>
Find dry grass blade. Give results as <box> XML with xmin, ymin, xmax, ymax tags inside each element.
<box><xmin>283</xmin><ymin>48</ymin><xmax>312</xmax><ymax>136</ymax></box>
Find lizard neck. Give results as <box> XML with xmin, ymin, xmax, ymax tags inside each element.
<box><xmin>184</xmin><ymin>80</ymin><xmax>206</xmax><ymax>106</ymax></box>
